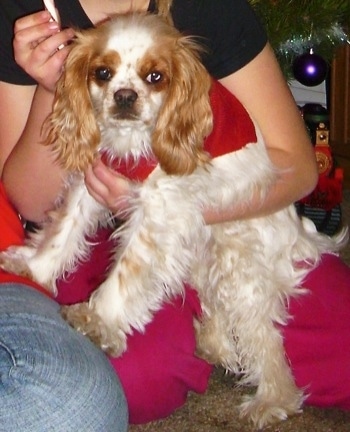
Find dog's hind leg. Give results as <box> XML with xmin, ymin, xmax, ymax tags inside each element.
<box><xmin>195</xmin><ymin>313</ymin><xmax>241</xmax><ymax>371</ymax></box>
<box><xmin>197</xmin><ymin>307</ymin><xmax>304</xmax><ymax>428</ymax></box>
<box><xmin>232</xmin><ymin>302</ymin><xmax>304</xmax><ymax>428</ymax></box>
<box><xmin>194</xmin><ymin>233</ymin><xmax>305</xmax><ymax>429</ymax></box>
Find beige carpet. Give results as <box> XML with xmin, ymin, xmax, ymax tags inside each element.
<box><xmin>129</xmin><ymin>191</ymin><xmax>350</xmax><ymax>432</ymax></box>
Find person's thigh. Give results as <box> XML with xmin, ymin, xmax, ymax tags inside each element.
<box><xmin>283</xmin><ymin>254</ymin><xmax>350</xmax><ymax>410</ymax></box>
<box><xmin>110</xmin><ymin>287</ymin><xmax>213</xmax><ymax>424</ymax></box>
<box><xmin>0</xmin><ymin>284</ymin><xmax>128</xmax><ymax>432</ymax></box>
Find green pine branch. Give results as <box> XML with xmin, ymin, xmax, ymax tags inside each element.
<box><xmin>249</xmin><ymin>0</ymin><xmax>350</xmax><ymax>79</ymax></box>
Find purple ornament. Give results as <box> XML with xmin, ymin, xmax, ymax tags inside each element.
<box><xmin>292</xmin><ymin>50</ymin><xmax>328</xmax><ymax>87</ymax></box>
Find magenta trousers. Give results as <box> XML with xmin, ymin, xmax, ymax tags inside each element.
<box><xmin>283</xmin><ymin>253</ymin><xmax>350</xmax><ymax>411</ymax></box>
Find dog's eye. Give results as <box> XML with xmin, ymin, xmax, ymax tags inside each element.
<box><xmin>95</xmin><ymin>67</ymin><xmax>112</xmax><ymax>81</ymax></box>
<box><xmin>146</xmin><ymin>71</ymin><xmax>163</xmax><ymax>84</ymax></box>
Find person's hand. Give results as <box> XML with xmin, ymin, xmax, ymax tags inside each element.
<box><xmin>13</xmin><ymin>10</ymin><xmax>75</xmax><ymax>92</ymax></box>
<box><xmin>84</xmin><ymin>158</ymin><xmax>135</xmax><ymax>215</ymax></box>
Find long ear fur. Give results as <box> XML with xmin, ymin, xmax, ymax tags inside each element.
<box><xmin>156</xmin><ymin>0</ymin><xmax>174</xmax><ymax>24</ymax></box>
<box><xmin>152</xmin><ymin>36</ymin><xmax>213</xmax><ymax>175</ymax></box>
<box><xmin>43</xmin><ymin>33</ymin><xmax>100</xmax><ymax>172</ymax></box>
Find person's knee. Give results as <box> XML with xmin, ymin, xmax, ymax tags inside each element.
<box><xmin>0</xmin><ymin>296</ymin><xmax>128</xmax><ymax>432</ymax></box>
<box><xmin>55</xmin><ymin>328</ymin><xmax>128</xmax><ymax>431</ymax></box>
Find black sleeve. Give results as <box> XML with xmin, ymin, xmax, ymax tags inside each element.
<box><xmin>0</xmin><ymin>0</ymin><xmax>92</xmax><ymax>85</ymax></box>
<box><xmin>171</xmin><ymin>0</ymin><xmax>268</xmax><ymax>79</ymax></box>
<box><xmin>0</xmin><ymin>0</ymin><xmax>44</xmax><ymax>84</ymax></box>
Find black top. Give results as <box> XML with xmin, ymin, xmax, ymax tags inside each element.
<box><xmin>0</xmin><ymin>0</ymin><xmax>267</xmax><ymax>85</ymax></box>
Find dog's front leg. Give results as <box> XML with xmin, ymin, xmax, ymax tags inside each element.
<box><xmin>62</xmin><ymin>171</ymin><xmax>206</xmax><ymax>356</ymax></box>
<box><xmin>0</xmin><ymin>179</ymin><xmax>107</xmax><ymax>294</ymax></box>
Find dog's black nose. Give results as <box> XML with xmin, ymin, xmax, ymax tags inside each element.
<box><xmin>114</xmin><ymin>89</ymin><xmax>138</xmax><ymax>109</ymax></box>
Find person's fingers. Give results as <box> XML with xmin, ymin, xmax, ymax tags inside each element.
<box><xmin>13</xmin><ymin>10</ymin><xmax>52</xmax><ymax>33</ymax></box>
<box><xmin>13</xmin><ymin>14</ymin><xmax>74</xmax><ymax>91</ymax></box>
<box><xmin>84</xmin><ymin>161</ymin><xmax>132</xmax><ymax>213</ymax></box>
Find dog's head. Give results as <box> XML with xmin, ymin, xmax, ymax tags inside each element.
<box><xmin>45</xmin><ymin>13</ymin><xmax>213</xmax><ymax>174</ymax></box>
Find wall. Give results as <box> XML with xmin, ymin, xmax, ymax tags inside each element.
<box><xmin>289</xmin><ymin>80</ymin><xmax>327</xmax><ymax>107</ymax></box>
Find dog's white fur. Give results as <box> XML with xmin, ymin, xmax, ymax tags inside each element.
<box><xmin>1</xmin><ymin>14</ymin><xmax>347</xmax><ymax>428</ymax></box>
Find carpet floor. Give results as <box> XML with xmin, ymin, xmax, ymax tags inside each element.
<box><xmin>129</xmin><ymin>190</ymin><xmax>350</xmax><ymax>432</ymax></box>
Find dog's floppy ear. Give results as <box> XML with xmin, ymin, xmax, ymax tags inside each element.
<box><xmin>152</xmin><ymin>36</ymin><xmax>213</xmax><ymax>175</ymax></box>
<box><xmin>43</xmin><ymin>33</ymin><xmax>100</xmax><ymax>172</ymax></box>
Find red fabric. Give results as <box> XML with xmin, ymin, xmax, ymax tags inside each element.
<box><xmin>0</xmin><ymin>183</ymin><xmax>52</xmax><ymax>297</ymax></box>
<box><xmin>204</xmin><ymin>80</ymin><xmax>257</xmax><ymax>157</ymax></box>
<box><xmin>299</xmin><ymin>174</ymin><xmax>343</xmax><ymax>211</ymax></box>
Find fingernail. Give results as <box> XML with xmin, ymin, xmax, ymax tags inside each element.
<box><xmin>48</xmin><ymin>21</ymin><xmax>59</xmax><ymax>30</ymax></box>
<box><xmin>66</xmin><ymin>28</ymin><xmax>75</xmax><ymax>39</ymax></box>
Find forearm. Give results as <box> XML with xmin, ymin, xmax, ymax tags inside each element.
<box><xmin>204</xmin><ymin>144</ymin><xmax>318</xmax><ymax>225</ymax></box>
<box><xmin>2</xmin><ymin>86</ymin><xmax>64</xmax><ymax>222</ymax></box>
<box><xmin>208</xmin><ymin>43</ymin><xmax>319</xmax><ymax>225</ymax></box>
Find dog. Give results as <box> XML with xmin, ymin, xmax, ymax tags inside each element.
<box><xmin>0</xmin><ymin>13</ymin><xmax>347</xmax><ymax>428</ymax></box>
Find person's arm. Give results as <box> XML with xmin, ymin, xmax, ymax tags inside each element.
<box><xmin>205</xmin><ymin>42</ymin><xmax>318</xmax><ymax>223</ymax></box>
<box><xmin>1</xmin><ymin>84</ymin><xmax>64</xmax><ymax>221</ymax></box>
<box><xmin>0</xmin><ymin>82</ymin><xmax>35</xmax><ymax>174</ymax></box>
<box><xmin>0</xmin><ymin>11</ymin><xmax>75</xmax><ymax>222</ymax></box>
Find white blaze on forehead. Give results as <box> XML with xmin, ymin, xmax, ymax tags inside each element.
<box><xmin>106</xmin><ymin>22</ymin><xmax>155</xmax><ymax>65</ymax></box>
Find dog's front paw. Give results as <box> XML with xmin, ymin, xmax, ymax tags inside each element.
<box><xmin>239</xmin><ymin>391</ymin><xmax>303</xmax><ymax>429</ymax></box>
<box><xmin>0</xmin><ymin>247</ymin><xmax>57</xmax><ymax>293</ymax></box>
<box><xmin>61</xmin><ymin>303</ymin><xmax>127</xmax><ymax>357</ymax></box>
<box><xmin>0</xmin><ymin>247</ymin><xmax>35</xmax><ymax>279</ymax></box>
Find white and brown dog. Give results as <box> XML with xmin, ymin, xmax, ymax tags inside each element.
<box><xmin>0</xmin><ymin>13</ymin><xmax>347</xmax><ymax>428</ymax></box>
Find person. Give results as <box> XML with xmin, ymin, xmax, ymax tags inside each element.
<box><xmin>0</xmin><ymin>0</ymin><xmax>349</xmax><ymax>430</ymax></box>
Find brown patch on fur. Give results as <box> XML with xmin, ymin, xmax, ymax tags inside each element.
<box><xmin>88</xmin><ymin>51</ymin><xmax>121</xmax><ymax>87</ymax></box>
<box><xmin>138</xmin><ymin>54</ymin><xmax>171</xmax><ymax>93</ymax></box>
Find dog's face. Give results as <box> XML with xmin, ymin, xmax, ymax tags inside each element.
<box><xmin>45</xmin><ymin>13</ymin><xmax>213</xmax><ymax>175</ymax></box>
<box><xmin>87</xmin><ymin>17</ymin><xmax>173</xmax><ymax>132</ymax></box>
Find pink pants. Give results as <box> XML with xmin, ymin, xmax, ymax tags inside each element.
<box><xmin>283</xmin><ymin>253</ymin><xmax>350</xmax><ymax>410</ymax></box>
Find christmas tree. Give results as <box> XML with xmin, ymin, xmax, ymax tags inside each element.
<box><xmin>248</xmin><ymin>1</ymin><xmax>350</xmax><ymax>234</ymax></box>
<box><xmin>249</xmin><ymin>0</ymin><xmax>350</xmax><ymax>80</ymax></box>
